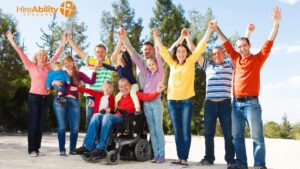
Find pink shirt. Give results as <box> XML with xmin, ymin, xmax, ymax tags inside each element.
<box><xmin>13</xmin><ymin>44</ymin><xmax>65</xmax><ymax>95</ymax></box>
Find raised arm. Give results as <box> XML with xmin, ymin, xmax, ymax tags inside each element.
<box><xmin>168</xmin><ymin>28</ymin><xmax>187</xmax><ymax>52</ymax></box>
<box><xmin>120</xmin><ymin>27</ymin><xmax>141</xmax><ymax>59</ymax></box>
<box><xmin>215</xmin><ymin>25</ymin><xmax>229</xmax><ymax>43</ymax></box>
<box><xmin>152</xmin><ymin>28</ymin><xmax>175</xmax><ymax>65</ymax></box>
<box><xmin>268</xmin><ymin>6</ymin><xmax>281</xmax><ymax>41</ymax></box>
<box><xmin>244</xmin><ymin>23</ymin><xmax>255</xmax><ymax>39</ymax></box>
<box><xmin>67</xmin><ymin>33</ymin><xmax>86</xmax><ymax>61</ymax></box>
<box><xmin>189</xmin><ymin>21</ymin><xmax>216</xmax><ymax>63</ymax></box>
<box><xmin>6</xmin><ymin>30</ymin><xmax>33</xmax><ymax>67</ymax></box>
<box><xmin>50</xmin><ymin>32</ymin><xmax>68</xmax><ymax>63</ymax></box>
<box><xmin>111</xmin><ymin>30</ymin><xmax>123</xmax><ymax>64</ymax></box>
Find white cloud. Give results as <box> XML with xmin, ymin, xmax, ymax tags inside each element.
<box><xmin>280</xmin><ymin>0</ymin><xmax>299</xmax><ymax>5</ymax></box>
<box><xmin>288</xmin><ymin>75</ymin><xmax>300</xmax><ymax>87</ymax></box>
<box><xmin>270</xmin><ymin>42</ymin><xmax>300</xmax><ymax>55</ymax></box>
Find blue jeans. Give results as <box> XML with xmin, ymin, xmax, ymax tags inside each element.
<box><xmin>168</xmin><ymin>98</ymin><xmax>193</xmax><ymax>160</ymax></box>
<box><xmin>85</xmin><ymin>96</ymin><xmax>94</xmax><ymax>129</ymax></box>
<box><xmin>83</xmin><ymin>113</ymin><xmax>123</xmax><ymax>150</ymax></box>
<box><xmin>232</xmin><ymin>97</ymin><xmax>265</xmax><ymax>167</ymax></box>
<box><xmin>53</xmin><ymin>97</ymin><xmax>80</xmax><ymax>152</ymax></box>
<box><xmin>204</xmin><ymin>99</ymin><xmax>235</xmax><ymax>163</ymax></box>
<box><xmin>27</xmin><ymin>93</ymin><xmax>49</xmax><ymax>153</ymax></box>
<box><xmin>144</xmin><ymin>98</ymin><xmax>165</xmax><ymax>157</ymax></box>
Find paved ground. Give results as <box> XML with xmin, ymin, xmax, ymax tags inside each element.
<box><xmin>0</xmin><ymin>133</ymin><xmax>299</xmax><ymax>169</ymax></box>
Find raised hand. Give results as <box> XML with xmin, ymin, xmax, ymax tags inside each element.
<box><xmin>156</xmin><ymin>82</ymin><xmax>166</xmax><ymax>93</ymax></box>
<box><xmin>62</xmin><ymin>32</ymin><xmax>68</xmax><ymax>45</ymax></box>
<box><xmin>271</xmin><ymin>6</ymin><xmax>281</xmax><ymax>24</ymax></box>
<box><xmin>209</xmin><ymin>20</ymin><xmax>218</xmax><ymax>29</ymax></box>
<box><xmin>248</xmin><ymin>23</ymin><xmax>255</xmax><ymax>33</ymax></box>
<box><xmin>181</xmin><ymin>28</ymin><xmax>189</xmax><ymax>38</ymax></box>
<box><xmin>6</xmin><ymin>30</ymin><xmax>16</xmax><ymax>42</ymax></box>
<box><xmin>151</xmin><ymin>28</ymin><xmax>159</xmax><ymax>39</ymax></box>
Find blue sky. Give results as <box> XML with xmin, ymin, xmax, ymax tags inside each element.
<box><xmin>1</xmin><ymin>0</ymin><xmax>300</xmax><ymax>124</ymax></box>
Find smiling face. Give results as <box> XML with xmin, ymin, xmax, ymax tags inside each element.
<box><xmin>146</xmin><ymin>58</ymin><xmax>158</xmax><ymax>73</ymax></box>
<box><xmin>143</xmin><ymin>44</ymin><xmax>154</xmax><ymax>58</ymax></box>
<box><xmin>236</xmin><ymin>38</ymin><xmax>251</xmax><ymax>58</ymax></box>
<box><xmin>102</xmin><ymin>81</ymin><xmax>114</xmax><ymax>95</ymax></box>
<box><xmin>63</xmin><ymin>57</ymin><xmax>75</xmax><ymax>71</ymax></box>
<box><xmin>212</xmin><ymin>47</ymin><xmax>225</xmax><ymax>64</ymax></box>
<box><xmin>34</xmin><ymin>49</ymin><xmax>48</xmax><ymax>65</ymax></box>
<box><xmin>118</xmin><ymin>79</ymin><xmax>131</xmax><ymax>96</ymax></box>
<box><xmin>176</xmin><ymin>46</ymin><xmax>188</xmax><ymax>64</ymax></box>
<box><xmin>94</xmin><ymin>45</ymin><xmax>106</xmax><ymax>62</ymax></box>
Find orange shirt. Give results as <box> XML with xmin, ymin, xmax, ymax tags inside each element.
<box><xmin>223</xmin><ymin>40</ymin><xmax>274</xmax><ymax>96</ymax></box>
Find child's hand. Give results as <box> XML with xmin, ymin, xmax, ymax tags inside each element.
<box><xmin>105</xmin><ymin>108</ymin><xmax>111</xmax><ymax>114</ymax></box>
<box><xmin>69</xmin><ymin>86</ymin><xmax>77</xmax><ymax>91</ymax></box>
<box><xmin>88</xmin><ymin>100</ymin><xmax>94</xmax><ymax>107</ymax></box>
<box><xmin>156</xmin><ymin>82</ymin><xmax>166</xmax><ymax>93</ymax></box>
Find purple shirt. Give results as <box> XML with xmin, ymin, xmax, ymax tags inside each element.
<box><xmin>130</xmin><ymin>48</ymin><xmax>164</xmax><ymax>93</ymax></box>
<box><xmin>64</xmin><ymin>71</ymin><xmax>96</xmax><ymax>99</ymax></box>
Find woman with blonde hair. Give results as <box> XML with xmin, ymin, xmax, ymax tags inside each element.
<box><xmin>6</xmin><ymin>30</ymin><xmax>67</xmax><ymax>157</ymax></box>
<box><xmin>52</xmin><ymin>55</ymin><xmax>97</xmax><ymax>156</ymax></box>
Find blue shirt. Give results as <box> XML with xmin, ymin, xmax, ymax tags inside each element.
<box><xmin>203</xmin><ymin>59</ymin><xmax>233</xmax><ymax>100</ymax></box>
<box><xmin>103</xmin><ymin>51</ymin><xmax>137</xmax><ymax>85</ymax></box>
<box><xmin>46</xmin><ymin>70</ymin><xmax>71</xmax><ymax>89</ymax></box>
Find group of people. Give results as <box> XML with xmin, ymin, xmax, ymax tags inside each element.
<box><xmin>6</xmin><ymin>6</ymin><xmax>281</xmax><ymax>169</ymax></box>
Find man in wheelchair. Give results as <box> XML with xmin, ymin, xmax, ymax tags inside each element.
<box><xmin>74</xmin><ymin>78</ymin><xmax>165</xmax><ymax>162</ymax></box>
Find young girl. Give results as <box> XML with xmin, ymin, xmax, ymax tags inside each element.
<box><xmin>121</xmin><ymin>27</ymin><xmax>166</xmax><ymax>163</ymax></box>
<box><xmin>102</xmin><ymin>38</ymin><xmax>140</xmax><ymax>114</ymax></box>
<box><xmin>152</xmin><ymin>22</ymin><xmax>215</xmax><ymax>166</ymax></box>
<box><xmin>6</xmin><ymin>30</ymin><xmax>67</xmax><ymax>157</ymax></box>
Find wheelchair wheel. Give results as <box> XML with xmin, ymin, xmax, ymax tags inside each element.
<box><xmin>134</xmin><ymin>139</ymin><xmax>150</xmax><ymax>161</ymax></box>
<box><xmin>106</xmin><ymin>150</ymin><xmax>120</xmax><ymax>165</ymax></box>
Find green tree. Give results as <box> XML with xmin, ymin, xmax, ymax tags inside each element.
<box><xmin>100</xmin><ymin>0</ymin><xmax>143</xmax><ymax>56</ymax></box>
<box><xmin>0</xmin><ymin>9</ymin><xmax>29</xmax><ymax>131</ymax></box>
<box><xmin>280</xmin><ymin>114</ymin><xmax>293</xmax><ymax>139</ymax></box>
<box><xmin>291</xmin><ymin>122</ymin><xmax>300</xmax><ymax>140</ymax></box>
<box><xmin>264</xmin><ymin>121</ymin><xmax>281</xmax><ymax>138</ymax></box>
<box><xmin>36</xmin><ymin>14</ymin><xmax>62</xmax><ymax>58</ymax></box>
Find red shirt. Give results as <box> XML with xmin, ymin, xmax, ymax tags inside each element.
<box><xmin>223</xmin><ymin>40</ymin><xmax>274</xmax><ymax>96</ymax></box>
<box><xmin>115</xmin><ymin>92</ymin><xmax>159</xmax><ymax>116</ymax></box>
<box><xmin>78</xmin><ymin>87</ymin><xmax>115</xmax><ymax>114</ymax></box>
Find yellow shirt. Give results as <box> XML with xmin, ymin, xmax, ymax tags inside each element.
<box><xmin>160</xmin><ymin>41</ymin><xmax>206</xmax><ymax>100</ymax></box>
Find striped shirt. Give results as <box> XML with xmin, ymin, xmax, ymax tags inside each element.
<box><xmin>203</xmin><ymin>59</ymin><xmax>233</xmax><ymax>100</ymax></box>
<box><xmin>84</xmin><ymin>55</ymin><xmax>112</xmax><ymax>96</ymax></box>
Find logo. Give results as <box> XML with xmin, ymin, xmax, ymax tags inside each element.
<box><xmin>60</xmin><ymin>0</ymin><xmax>77</xmax><ymax>17</ymax></box>
<box><xmin>16</xmin><ymin>0</ymin><xmax>77</xmax><ymax>17</ymax></box>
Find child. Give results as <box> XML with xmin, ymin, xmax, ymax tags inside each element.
<box><xmin>46</xmin><ymin>61</ymin><xmax>71</xmax><ymax>103</ymax></box>
<box><xmin>76</xmin><ymin>80</ymin><xmax>115</xmax><ymax>114</ymax></box>
<box><xmin>103</xmin><ymin>50</ymin><xmax>140</xmax><ymax>113</ymax></box>
<box><xmin>121</xmin><ymin>27</ymin><xmax>166</xmax><ymax>163</ymax></box>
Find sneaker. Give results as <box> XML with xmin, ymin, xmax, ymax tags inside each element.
<box><xmin>170</xmin><ymin>160</ymin><xmax>181</xmax><ymax>166</ymax></box>
<box><xmin>83</xmin><ymin>148</ymin><xmax>105</xmax><ymax>161</ymax></box>
<box><xmin>254</xmin><ymin>166</ymin><xmax>267</xmax><ymax>169</ymax></box>
<box><xmin>69</xmin><ymin>151</ymin><xmax>77</xmax><ymax>155</ymax></box>
<box><xmin>198</xmin><ymin>158</ymin><xmax>213</xmax><ymax>165</ymax></box>
<box><xmin>151</xmin><ymin>156</ymin><xmax>158</xmax><ymax>163</ymax></box>
<box><xmin>29</xmin><ymin>151</ymin><xmax>38</xmax><ymax>157</ymax></box>
<box><xmin>74</xmin><ymin>146</ymin><xmax>89</xmax><ymax>155</ymax></box>
<box><xmin>227</xmin><ymin>164</ymin><xmax>248</xmax><ymax>169</ymax></box>
<box><xmin>60</xmin><ymin>151</ymin><xmax>66</xmax><ymax>156</ymax></box>
<box><xmin>36</xmin><ymin>150</ymin><xmax>45</xmax><ymax>156</ymax></box>
<box><xmin>156</xmin><ymin>156</ymin><xmax>165</xmax><ymax>164</ymax></box>
<box><xmin>180</xmin><ymin>160</ymin><xmax>189</xmax><ymax>168</ymax></box>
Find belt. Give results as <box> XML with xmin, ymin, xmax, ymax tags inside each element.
<box><xmin>234</xmin><ymin>96</ymin><xmax>258</xmax><ymax>102</ymax></box>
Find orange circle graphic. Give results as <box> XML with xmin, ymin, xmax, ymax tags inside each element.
<box><xmin>60</xmin><ymin>0</ymin><xmax>77</xmax><ymax>17</ymax></box>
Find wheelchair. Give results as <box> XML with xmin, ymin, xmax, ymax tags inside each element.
<box><xmin>104</xmin><ymin>109</ymin><xmax>152</xmax><ymax>165</ymax></box>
